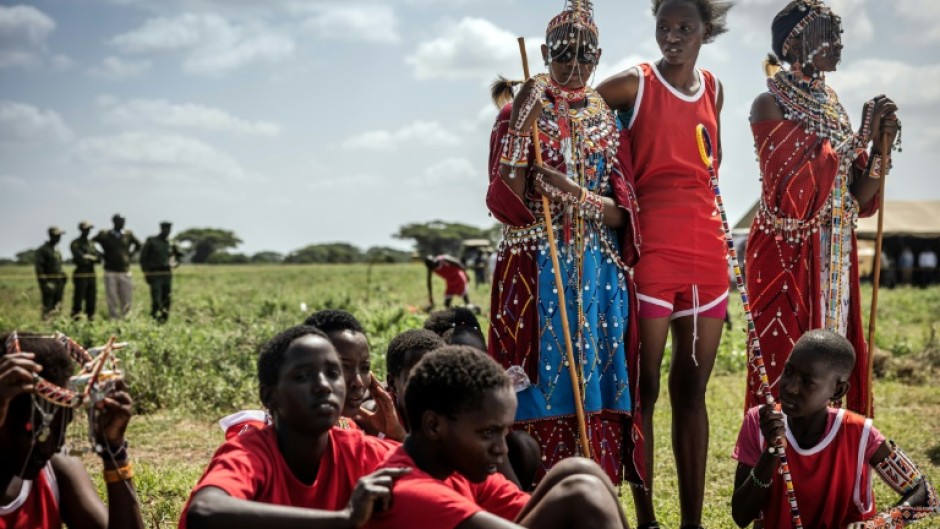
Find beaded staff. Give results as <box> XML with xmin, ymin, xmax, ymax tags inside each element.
<box><xmin>516</xmin><ymin>36</ymin><xmax>592</xmax><ymax>459</ymax></box>
<box><xmin>695</xmin><ymin>124</ymin><xmax>804</xmax><ymax>529</ymax></box>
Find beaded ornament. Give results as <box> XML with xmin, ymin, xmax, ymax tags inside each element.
<box><xmin>5</xmin><ymin>332</ymin><xmax>125</xmax><ymax>452</ymax></box>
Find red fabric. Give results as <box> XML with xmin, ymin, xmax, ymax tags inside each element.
<box><xmin>732</xmin><ymin>406</ymin><xmax>885</xmax><ymax>468</ymax></box>
<box><xmin>179</xmin><ymin>426</ymin><xmax>397</xmax><ymax>529</ymax></box>
<box><xmin>433</xmin><ymin>258</ymin><xmax>469</xmax><ymax>296</ymax></box>
<box><xmin>516</xmin><ymin>412</ymin><xmax>630</xmax><ymax>484</ymax></box>
<box><xmin>744</xmin><ymin>121</ymin><xmax>876</xmax><ymax>414</ymax></box>
<box><xmin>364</xmin><ymin>445</ymin><xmax>530</xmax><ymax>529</ymax></box>
<box><xmin>0</xmin><ymin>464</ymin><xmax>60</xmax><ymax>529</ymax></box>
<box><xmin>733</xmin><ymin>408</ymin><xmax>879</xmax><ymax>529</ymax></box>
<box><xmin>628</xmin><ymin>62</ymin><xmax>727</xmax><ymax>289</ymax></box>
<box><xmin>485</xmin><ymin>101</ymin><xmax>645</xmax><ymax>486</ymax></box>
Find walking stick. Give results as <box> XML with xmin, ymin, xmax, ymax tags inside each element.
<box><xmin>516</xmin><ymin>37</ymin><xmax>592</xmax><ymax>459</ymax></box>
<box><xmin>866</xmin><ymin>133</ymin><xmax>892</xmax><ymax>418</ymax></box>
<box><xmin>695</xmin><ymin>124</ymin><xmax>805</xmax><ymax>529</ymax></box>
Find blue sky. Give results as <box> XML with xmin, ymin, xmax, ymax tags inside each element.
<box><xmin>1</xmin><ymin>0</ymin><xmax>938</xmax><ymax>258</ymax></box>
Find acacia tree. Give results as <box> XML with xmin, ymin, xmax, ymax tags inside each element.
<box><xmin>394</xmin><ymin>221</ymin><xmax>498</xmax><ymax>257</ymax></box>
<box><xmin>175</xmin><ymin>228</ymin><xmax>242</xmax><ymax>263</ymax></box>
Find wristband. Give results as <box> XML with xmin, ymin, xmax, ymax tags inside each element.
<box><xmin>103</xmin><ymin>462</ymin><xmax>134</xmax><ymax>483</ymax></box>
<box><xmin>749</xmin><ymin>467</ymin><xmax>773</xmax><ymax>489</ymax></box>
<box><xmin>96</xmin><ymin>440</ymin><xmax>128</xmax><ymax>463</ymax></box>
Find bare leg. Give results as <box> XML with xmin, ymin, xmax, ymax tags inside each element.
<box><xmin>516</xmin><ymin>458</ymin><xmax>630</xmax><ymax>529</ymax></box>
<box><xmin>668</xmin><ymin>316</ymin><xmax>723</xmax><ymax>527</ymax></box>
<box><xmin>631</xmin><ymin>317</ymin><xmax>670</xmax><ymax>527</ymax></box>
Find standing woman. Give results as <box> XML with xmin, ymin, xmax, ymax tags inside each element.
<box><xmin>597</xmin><ymin>1</ymin><xmax>733</xmax><ymax>528</ymax></box>
<box><xmin>744</xmin><ymin>0</ymin><xmax>898</xmax><ymax>413</ymax></box>
<box><xmin>486</xmin><ymin>0</ymin><xmax>644</xmax><ymax>488</ymax></box>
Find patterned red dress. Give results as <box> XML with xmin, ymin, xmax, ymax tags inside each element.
<box><xmin>744</xmin><ymin>117</ymin><xmax>878</xmax><ymax>413</ymax></box>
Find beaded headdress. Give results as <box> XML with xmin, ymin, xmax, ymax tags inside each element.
<box><xmin>776</xmin><ymin>0</ymin><xmax>841</xmax><ymax>69</ymax></box>
<box><xmin>5</xmin><ymin>332</ymin><xmax>124</xmax><ymax>447</ymax></box>
<box><xmin>547</xmin><ymin>0</ymin><xmax>597</xmax><ymax>36</ymax></box>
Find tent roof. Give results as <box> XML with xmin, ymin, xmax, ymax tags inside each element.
<box><xmin>732</xmin><ymin>201</ymin><xmax>940</xmax><ymax>239</ymax></box>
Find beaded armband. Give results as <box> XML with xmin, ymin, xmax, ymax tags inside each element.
<box><xmin>499</xmin><ymin>131</ymin><xmax>531</xmax><ymax>170</ymax></box>
<box><xmin>868</xmin><ymin>154</ymin><xmax>887</xmax><ymax>179</ymax></box>
<box><xmin>749</xmin><ymin>467</ymin><xmax>773</xmax><ymax>489</ymax></box>
<box><xmin>876</xmin><ymin>441</ymin><xmax>924</xmax><ymax>495</ymax></box>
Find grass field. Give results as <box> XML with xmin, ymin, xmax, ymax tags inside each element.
<box><xmin>1</xmin><ymin>263</ymin><xmax>938</xmax><ymax>528</ymax></box>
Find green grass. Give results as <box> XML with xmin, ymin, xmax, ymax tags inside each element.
<box><xmin>1</xmin><ymin>264</ymin><xmax>938</xmax><ymax>528</ymax></box>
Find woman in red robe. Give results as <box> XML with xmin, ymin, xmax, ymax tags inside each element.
<box><xmin>745</xmin><ymin>0</ymin><xmax>900</xmax><ymax>414</ymax></box>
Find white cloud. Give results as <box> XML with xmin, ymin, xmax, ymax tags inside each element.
<box><xmin>0</xmin><ymin>101</ymin><xmax>72</xmax><ymax>143</ymax></box>
<box><xmin>829</xmin><ymin>59</ymin><xmax>940</xmax><ymax>106</ymax></box>
<box><xmin>71</xmin><ymin>132</ymin><xmax>255</xmax><ymax>182</ymax></box>
<box><xmin>0</xmin><ymin>4</ymin><xmax>56</xmax><ymax>68</ymax></box>
<box><xmin>89</xmin><ymin>56</ymin><xmax>152</xmax><ymax>80</ymax></box>
<box><xmin>895</xmin><ymin>0</ymin><xmax>940</xmax><ymax>42</ymax></box>
<box><xmin>340</xmin><ymin>120</ymin><xmax>460</xmax><ymax>150</ymax></box>
<box><xmin>301</xmin><ymin>5</ymin><xmax>399</xmax><ymax>43</ymax></box>
<box><xmin>406</xmin><ymin>17</ymin><xmax>540</xmax><ymax>82</ymax></box>
<box><xmin>111</xmin><ymin>13</ymin><xmax>294</xmax><ymax>76</ymax></box>
<box><xmin>99</xmin><ymin>97</ymin><xmax>281</xmax><ymax>136</ymax></box>
<box><xmin>413</xmin><ymin>157</ymin><xmax>482</xmax><ymax>187</ymax></box>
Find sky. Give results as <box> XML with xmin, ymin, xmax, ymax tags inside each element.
<box><xmin>1</xmin><ymin>0</ymin><xmax>938</xmax><ymax>259</ymax></box>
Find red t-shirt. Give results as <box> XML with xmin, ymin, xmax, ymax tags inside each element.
<box><xmin>179</xmin><ymin>426</ymin><xmax>397</xmax><ymax>529</ymax></box>
<box><xmin>0</xmin><ymin>463</ymin><xmax>61</xmax><ymax>529</ymax></box>
<box><xmin>365</xmin><ymin>445</ymin><xmax>530</xmax><ymax>529</ymax></box>
<box><xmin>732</xmin><ymin>407</ymin><xmax>883</xmax><ymax>529</ymax></box>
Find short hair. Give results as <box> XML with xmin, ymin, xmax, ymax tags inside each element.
<box><xmin>257</xmin><ymin>325</ymin><xmax>330</xmax><ymax>388</ymax></box>
<box><xmin>303</xmin><ymin>309</ymin><xmax>364</xmax><ymax>335</ymax></box>
<box><xmin>386</xmin><ymin>329</ymin><xmax>445</xmax><ymax>382</ymax></box>
<box><xmin>790</xmin><ymin>329</ymin><xmax>856</xmax><ymax>378</ymax></box>
<box><xmin>404</xmin><ymin>345</ymin><xmax>509</xmax><ymax>431</ymax></box>
<box><xmin>1</xmin><ymin>333</ymin><xmax>75</xmax><ymax>425</ymax></box>
<box><xmin>424</xmin><ymin>307</ymin><xmax>481</xmax><ymax>336</ymax></box>
<box><xmin>651</xmin><ymin>0</ymin><xmax>735</xmax><ymax>43</ymax></box>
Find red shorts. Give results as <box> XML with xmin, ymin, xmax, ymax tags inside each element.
<box><xmin>637</xmin><ymin>283</ymin><xmax>729</xmax><ymax>320</ymax></box>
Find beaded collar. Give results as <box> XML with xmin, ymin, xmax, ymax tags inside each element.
<box><xmin>767</xmin><ymin>70</ymin><xmax>861</xmax><ymax>152</ymax></box>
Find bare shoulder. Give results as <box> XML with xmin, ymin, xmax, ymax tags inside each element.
<box><xmin>750</xmin><ymin>92</ymin><xmax>784</xmax><ymax>123</ymax></box>
<box><xmin>596</xmin><ymin>66</ymin><xmax>641</xmax><ymax>112</ymax></box>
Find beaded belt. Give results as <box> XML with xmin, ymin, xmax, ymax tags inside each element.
<box><xmin>754</xmin><ymin>199</ymin><xmax>830</xmax><ymax>244</ymax></box>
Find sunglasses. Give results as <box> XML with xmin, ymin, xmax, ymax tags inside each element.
<box><xmin>551</xmin><ymin>47</ymin><xmax>598</xmax><ymax>65</ymax></box>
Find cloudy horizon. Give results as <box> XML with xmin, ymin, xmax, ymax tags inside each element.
<box><xmin>1</xmin><ymin>0</ymin><xmax>937</xmax><ymax>259</ymax></box>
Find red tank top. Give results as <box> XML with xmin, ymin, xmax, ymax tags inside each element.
<box><xmin>0</xmin><ymin>463</ymin><xmax>61</xmax><ymax>529</ymax></box>
<box><xmin>763</xmin><ymin>409</ymin><xmax>877</xmax><ymax>529</ymax></box>
<box><xmin>628</xmin><ymin>62</ymin><xmax>727</xmax><ymax>286</ymax></box>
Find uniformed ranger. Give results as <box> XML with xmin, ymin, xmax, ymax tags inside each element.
<box><xmin>140</xmin><ymin>221</ymin><xmax>182</xmax><ymax>322</ymax></box>
<box><xmin>93</xmin><ymin>213</ymin><xmax>141</xmax><ymax>319</ymax></box>
<box><xmin>35</xmin><ymin>226</ymin><xmax>67</xmax><ymax>318</ymax></box>
<box><xmin>70</xmin><ymin>220</ymin><xmax>101</xmax><ymax>319</ymax></box>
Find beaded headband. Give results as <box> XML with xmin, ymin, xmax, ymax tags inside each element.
<box><xmin>5</xmin><ymin>331</ymin><xmax>125</xmax><ymax>409</ymax></box>
<box><xmin>547</xmin><ymin>0</ymin><xmax>598</xmax><ymax>38</ymax></box>
<box><xmin>781</xmin><ymin>0</ymin><xmax>834</xmax><ymax>59</ymax></box>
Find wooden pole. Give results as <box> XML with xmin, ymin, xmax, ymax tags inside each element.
<box><xmin>517</xmin><ymin>37</ymin><xmax>592</xmax><ymax>459</ymax></box>
<box><xmin>866</xmin><ymin>133</ymin><xmax>891</xmax><ymax>417</ymax></box>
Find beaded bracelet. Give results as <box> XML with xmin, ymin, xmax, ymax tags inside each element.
<box><xmin>868</xmin><ymin>155</ymin><xmax>885</xmax><ymax>179</ymax></box>
<box><xmin>96</xmin><ymin>440</ymin><xmax>128</xmax><ymax>462</ymax></box>
<box><xmin>103</xmin><ymin>462</ymin><xmax>134</xmax><ymax>483</ymax></box>
<box><xmin>749</xmin><ymin>467</ymin><xmax>773</xmax><ymax>489</ymax></box>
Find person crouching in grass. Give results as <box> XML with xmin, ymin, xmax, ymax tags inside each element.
<box><xmin>181</xmin><ymin>325</ymin><xmax>409</xmax><ymax>529</ymax></box>
<box><xmin>365</xmin><ymin>345</ymin><xmax>632</xmax><ymax>529</ymax></box>
<box><xmin>731</xmin><ymin>330</ymin><xmax>939</xmax><ymax>528</ymax></box>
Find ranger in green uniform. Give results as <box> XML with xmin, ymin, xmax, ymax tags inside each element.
<box><xmin>70</xmin><ymin>220</ymin><xmax>102</xmax><ymax>319</ymax></box>
<box><xmin>35</xmin><ymin>226</ymin><xmax>67</xmax><ymax>318</ymax></box>
<box><xmin>93</xmin><ymin>214</ymin><xmax>141</xmax><ymax>319</ymax></box>
<box><xmin>140</xmin><ymin>221</ymin><xmax>182</xmax><ymax>322</ymax></box>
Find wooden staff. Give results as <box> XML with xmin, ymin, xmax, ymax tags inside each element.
<box><xmin>866</xmin><ymin>133</ymin><xmax>892</xmax><ymax>417</ymax></box>
<box><xmin>516</xmin><ymin>37</ymin><xmax>591</xmax><ymax>458</ymax></box>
